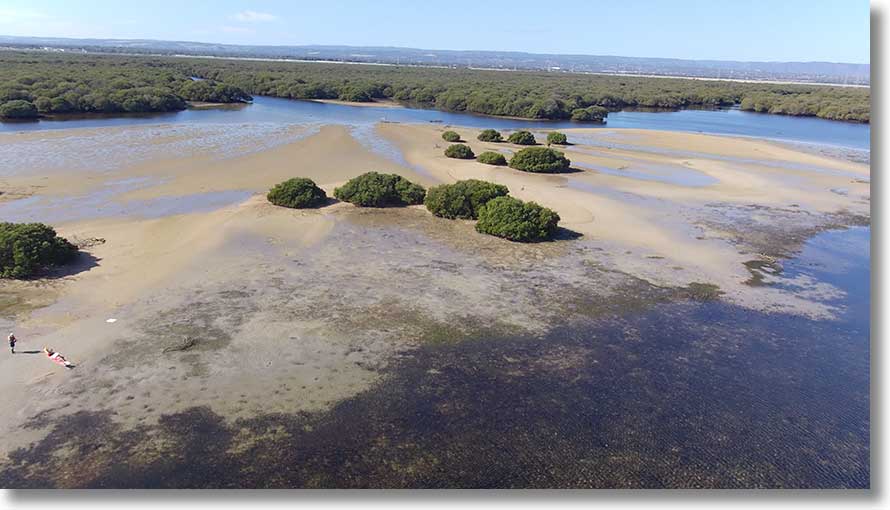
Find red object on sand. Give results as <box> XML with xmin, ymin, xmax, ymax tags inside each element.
<box><xmin>46</xmin><ymin>351</ymin><xmax>72</xmax><ymax>367</ymax></box>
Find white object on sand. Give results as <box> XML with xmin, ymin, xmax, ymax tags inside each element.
<box><xmin>106</xmin><ymin>318</ymin><xmax>117</xmax><ymax>323</ymax></box>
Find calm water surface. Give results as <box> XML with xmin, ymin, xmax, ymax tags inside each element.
<box><xmin>0</xmin><ymin>96</ymin><xmax>870</xmax><ymax>150</ymax></box>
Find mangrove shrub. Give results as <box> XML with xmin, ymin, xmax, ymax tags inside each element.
<box><xmin>546</xmin><ymin>132</ymin><xmax>568</xmax><ymax>145</ymax></box>
<box><xmin>0</xmin><ymin>100</ymin><xmax>38</xmax><ymax>119</ymax></box>
<box><xmin>571</xmin><ymin>106</ymin><xmax>608</xmax><ymax>122</ymax></box>
<box><xmin>444</xmin><ymin>144</ymin><xmax>475</xmax><ymax>159</ymax></box>
<box><xmin>333</xmin><ymin>172</ymin><xmax>426</xmax><ymax>207</ymax></box>
<box><xmin>0</xmin><ymin>222</ymin><xmax>78</xmax><ymax>278</ymax></box>
<box><xmin>508</xmin><ymin>147</ymin><xmax>571</xmax><ymax>173</ymax></box>
<box><xmin>475</xmin><ymin>196</ymin><xmax>561</xmax><ymax>242</ymax></box>
<box><xmin>476</xmin><ymin>151</ymin><xmax>507</xmax><ymax>166</ymax></box>
<box><xmin>267</xmin><ymin>177</ymin><xmax>327</xmax><ymax>208</ymax></box>
<box><xmin>477</xmin><ymin>129</ymin><xmax>503</xmax><ymax>142</ymax></box>
<box><xmin>424</xmin><ymin>179</ymin><xmax>509</xmax><ymax>220</ymax></box>
<box><xmin>441</xmin><ymin>130</ymin><xmax>461</xmax><ymax>142</ymax></box>
<box><xmin>507</xmin><ymin>131</ymin><xmax>536</xmax><ymax>145</ymax></box>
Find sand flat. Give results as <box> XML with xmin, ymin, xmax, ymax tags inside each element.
<box><xmin>0</xmin><ymin>121</ymin><xmax>870</xmax><ymax>468</ymax></box>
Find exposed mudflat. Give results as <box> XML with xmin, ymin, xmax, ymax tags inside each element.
<box><xmin>0</xmin><ymin>121</ymin><xmax>870</xmax><ymax>488</ymax></box>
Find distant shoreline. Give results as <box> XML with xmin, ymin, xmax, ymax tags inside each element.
<box><xmin>0</xmin><ymin>45</ymin><xmax>869</xmax><ymax>88</ymax></box>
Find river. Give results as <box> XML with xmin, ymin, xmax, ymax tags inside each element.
<box><xmin>0</xmin><ymin>96</ymin><xmax>871</xmax><ymax>151</ymax></box>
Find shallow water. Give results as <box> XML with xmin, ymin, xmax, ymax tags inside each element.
<box><xmin>570</xmin><ymin>160</ymin><xmax>719</xmax><ymax>187</ymax></box>
<box><xmin>0</xmin><ymin>224</ymin><xmax>869</xmax><ymax>488</ymax></box>
<box><xmin>0</xmin><ymin>186</ymin><xmax>252</xmax><ymax>223</ymax></box>
<box><xmin>0</xmin><ymin>96</ymin><xmax>870</xmax><ymax>150</ymax></box>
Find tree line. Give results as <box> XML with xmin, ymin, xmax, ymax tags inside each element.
<box><xmin>0</xmin><ymin>51</ymin><xmax>869</xmax><ymax>123</ymax></box>
<box><xmin>0</xmin><ymin>52</ymin><xmax>251</xmax><ymax>118</ymax></box>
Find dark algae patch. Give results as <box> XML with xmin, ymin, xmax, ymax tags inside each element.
<box><xmin>0</xmin><ymin>299</ymin><xmax>868</xmax><ymax>488</ymax></box>
<box><xmin>0</xmin><ymin>221</ymin><xmax>869</xmax><ymax>489</ymax></box>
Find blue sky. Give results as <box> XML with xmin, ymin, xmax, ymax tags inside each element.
<box><xmin>0</xmin><ymin>0</ymin><xmax>870</xmax><ymax>63</ymax></box>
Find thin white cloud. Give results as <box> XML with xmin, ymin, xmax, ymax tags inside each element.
<box><xmin>231</xmin><ymin>10</ymin><xmax>278</xmax><ymax>22</ymax></box>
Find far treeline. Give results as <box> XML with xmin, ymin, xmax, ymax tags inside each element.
<box><xmin>0</xmin><ymin>51</ymin><xmax>869</xmax><ymax>123</ymax></box>
<box><xmin>0</xmin><ymin>51</ymin><xmax>252</xmax><ymax>118</ymax></box>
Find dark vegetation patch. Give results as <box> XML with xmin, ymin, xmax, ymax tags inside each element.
<box><xmin>507</xmin><ymin>130</ymin><xmax>537</xmax><ymax>145</ymax></box>
<box><xmin>475</xmin><ymin>196</ymin><xmax>561</xmax><ymax>242</ymax></box>
<box><xmin>476</xmin><ymin>129</ymin><xmax>503</xmax><ymax>142</ymax></box>
<box><xmin>424</xmin><ymin>180</ymin><xmax>509</xmax><ymax>220</ymax></box>
<box><xmin>267</xmin><ymin>177</ymin><xmax>327</xmax><ymax>209</ymax></box>
<box><xmin>677</xmin><ymin>282</ymin><xmax>724</xmax><ymax>301</ymax></box>
<box><xmin>743</xmin><ymin>259</ymin><xmax>784</xmax><ymax>286</ymax></box>
<box><xmin>0</xmin><ymin>222</ymin><xmax>77</xmax><ymax>279</ymax></box>
<box><xmin>0</xmin><ymin>52</ymin><xmax>250</xmax><ymax>118</ymax></box>
<box><xmin>444</xmin><ymin>144</ymin><xmax>474</xmax><ymax>159</ymax></box>
<box><xmin>508</xmin><ymin>147</ymin><xmax>571</xmax><ymax>173</ymax></box>
<box><xmin>476</xmin><ymin>151</ymin><xmax>507</xmax><ymax>166</ymax></box>
<box><xmin>333</xmin><ymin>172</ymin><xmax>425</xmax><ymax>207</ymax></box>
<box><xmin>0</xmin><ymin>297</ymin><xmax>869</xmax><ymax>488</ymax></box>
<box><xmin>546</xmin><ymin>132</ymin><xmax>568</xmax><ymax>145</ymax></box>
<box><xmin>0</xmin><ymin>51</ymin><xmax>870</xmax><ymax>123</ymax></box>
<box><xmin>441</xmin><ymin>130</ymin><xmax>461</xmax><ymax>142</ymax></box>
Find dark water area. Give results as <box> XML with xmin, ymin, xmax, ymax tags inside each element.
<box><xmin>0</xmin><ymin>96</ymin><xmax>870</xmax><ymax>150</ymax></box>
<box><xmin>0</xmin><ymin>227</ymin><xmax>870</xmax><ymax>488</ymax></box>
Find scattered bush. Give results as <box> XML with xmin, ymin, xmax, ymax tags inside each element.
<box><xmin>571</xmin><ymin>106</ymin><xmax>609</xmax><ymax>123</ymax></box>
<box><xmin>507</xmin><ymin>131</ymin><xmax>537</xmax><ymax>145</ymax></box>
<box><xmin>441</xmin><ymin>130</ymin><xmax>461</xmax><ymax>142</ymax></box>
<box><xmin>477</xmin><ymin>129</ymin><xmax>503</xmax><ymax>142</ymax></box>
<box><xmin>546</xmin><ymin>132</ymin><xmax>568</xmax><ymax>145</ymax></box>
<box><xmin>0</xmin><ymin>100</ymin><xmax>38</xmax><ymax>119</ymax></box>
<box><xmin>424</xmin><ymin>179</ymin><xmax>509</xmax><ymax>220</ymax></box>
<box><xmin>508</xmin><ymin>147</ymin><xmax>571</xmax><ymax>173</ymax></box>
<box><xmin>333</xmin><ymin>172</ymin><xmax>425</xmax><ymax>207</ymax></box>
<box><xmin>475</xmin><ymin>196</ymin><xmax>560</xmax><ymax>242</ymax></box>
<box><xmin>444</xmin><ymin>144</ymin><xmax>475</xmax><ymax>159</ymax></box>
<box><xmin>267</xmin><ymin>177</ymin><xmax>327</xmax><ymax>208</ymax></box>
<box><xmin>476</xmin><ymin>151</ymin><xmax>507</xmax><ymax>166</ymax></box>
<box><xmin>0</xmin><ymin>222</ymin><xmax>78</xmax><ymax>278</ymax></box>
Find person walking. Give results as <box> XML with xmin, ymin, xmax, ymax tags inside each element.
<box><xmin>8</xmin><ymin>333</ymin><xmax>16</xmax><ymax>354</ymax></box>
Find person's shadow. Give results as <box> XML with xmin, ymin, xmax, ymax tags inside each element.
<box><xmin>18</xmin><ymin>350</ymin><xmax>42</xmax><ymax>354</ymax></box>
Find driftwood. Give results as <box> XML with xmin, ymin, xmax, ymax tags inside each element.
<box><xmin>162</xmin><ymin>336</ymin><xmax>197</xmax><ymax>353</ymax></box>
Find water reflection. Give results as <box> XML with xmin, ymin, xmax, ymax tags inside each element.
<box><xmin>0</xmin><ymin>96</ymin><xmax>870</xmax><ymax>150</ymax></box>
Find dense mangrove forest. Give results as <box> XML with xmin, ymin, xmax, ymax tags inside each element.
<box><xmin>0</xmin><ymin>51</ymin><xmax>870</xmax><ymax>123</ymax></box>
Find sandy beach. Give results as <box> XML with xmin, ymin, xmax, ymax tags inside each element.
<box><xmin>0</xmin><ymin>119</ymin><xmax>870</xmax><ymax>487</ymax></box>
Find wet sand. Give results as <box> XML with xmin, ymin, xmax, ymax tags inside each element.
<box><xmin>0</xmin><ymin>121</ymin><xmax>870</xmax><ymax>488</ymax></box>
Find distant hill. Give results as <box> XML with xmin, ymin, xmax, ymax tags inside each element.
<box><xmin>0</xmin><ymin>35</ymin><xmax>869</xmax><ymax>85</ymax></box>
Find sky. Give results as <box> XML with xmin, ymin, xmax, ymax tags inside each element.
<box><xmin>0</xmin><ymin>0</ymin><xmax>871</xmax><ymax>63</ymax></box>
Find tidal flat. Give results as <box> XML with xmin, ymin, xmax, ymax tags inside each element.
<box><xmin>0</xmin><ymin>117</ymin><xmax>870</xmax><ymax>488</ymax></box>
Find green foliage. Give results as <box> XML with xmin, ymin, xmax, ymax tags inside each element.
<box><xmin>179</xmin><ymin>80</ymin><xmax>252</xmax><ymax>103</ymax></box>
<box><xmin>508</xmin><ymin>147</ymin><xmax>571</xmax><ymax>173</ymax></box>
<box><xmin>476</xmin><ymin>151</ymin><xmax>507</xmax><ymax>165</ymax></box>
<box><xmin>507</xmin><ymin>131</ymin><xmax>536</xmax><ymax>145</ymax></box>
<box><xmin>441</xmin><ymin>130</ymin><xmax>461</xmax><ymax>142</ymax></box>
<box><xmin>0</xmin><ymin>51</ymin><xmax>869</xmax><ymax>123</ymax></box>
<box><xmin>444</xmin><ymin>144</ymin><xmax>475</xmax><ymax>159</ymax></box>
<box><xmin>477</xmin><ymin>129</ymin><xmax>503</xmax><ymax>142</ymax></box>
<box><xmin>571</xmin><ymin>106</ymin><xmax>608</xmax><ymax>122</ymax></box>
<box><xmin>424</xmin><ymin>179</ymin><xmax>509</xmax><ymax>219</ymax></box>
<box><xmin>266</xmin><ymin>177</ymin><xmax>327</xmax><ymax>209</ymax></box>
<box><xmin>546</xmin><ymin>132</ymin><xmax>568</xmax><ymax>145</ymax></box>
<box><xmin>0</xmin><ymin>99</ymin><xmax>38</xmax><ymax>118</ymax></box>
<box><xmin>475</xmin><ymin>196</ymin><xmax>560</xmax><ymax>242</ymax></box>
<box><xmin>333</xmin><ymin>172</ymin><xmax>425</xmax><ymax>207</ymax></box>
<box><xmin>0</xmin><ymin>52</ymin><xmax>250</xmax><ymax>117</ymax></box>
<box><xmin>738</xmin><ymin>90</ymin><xmax>869</xmax><ymax>122</ymax></box>
<box><xmin>0</xmin><ymin>222</ymin><xmax>77</xmax><ymax>278</ymax></box>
